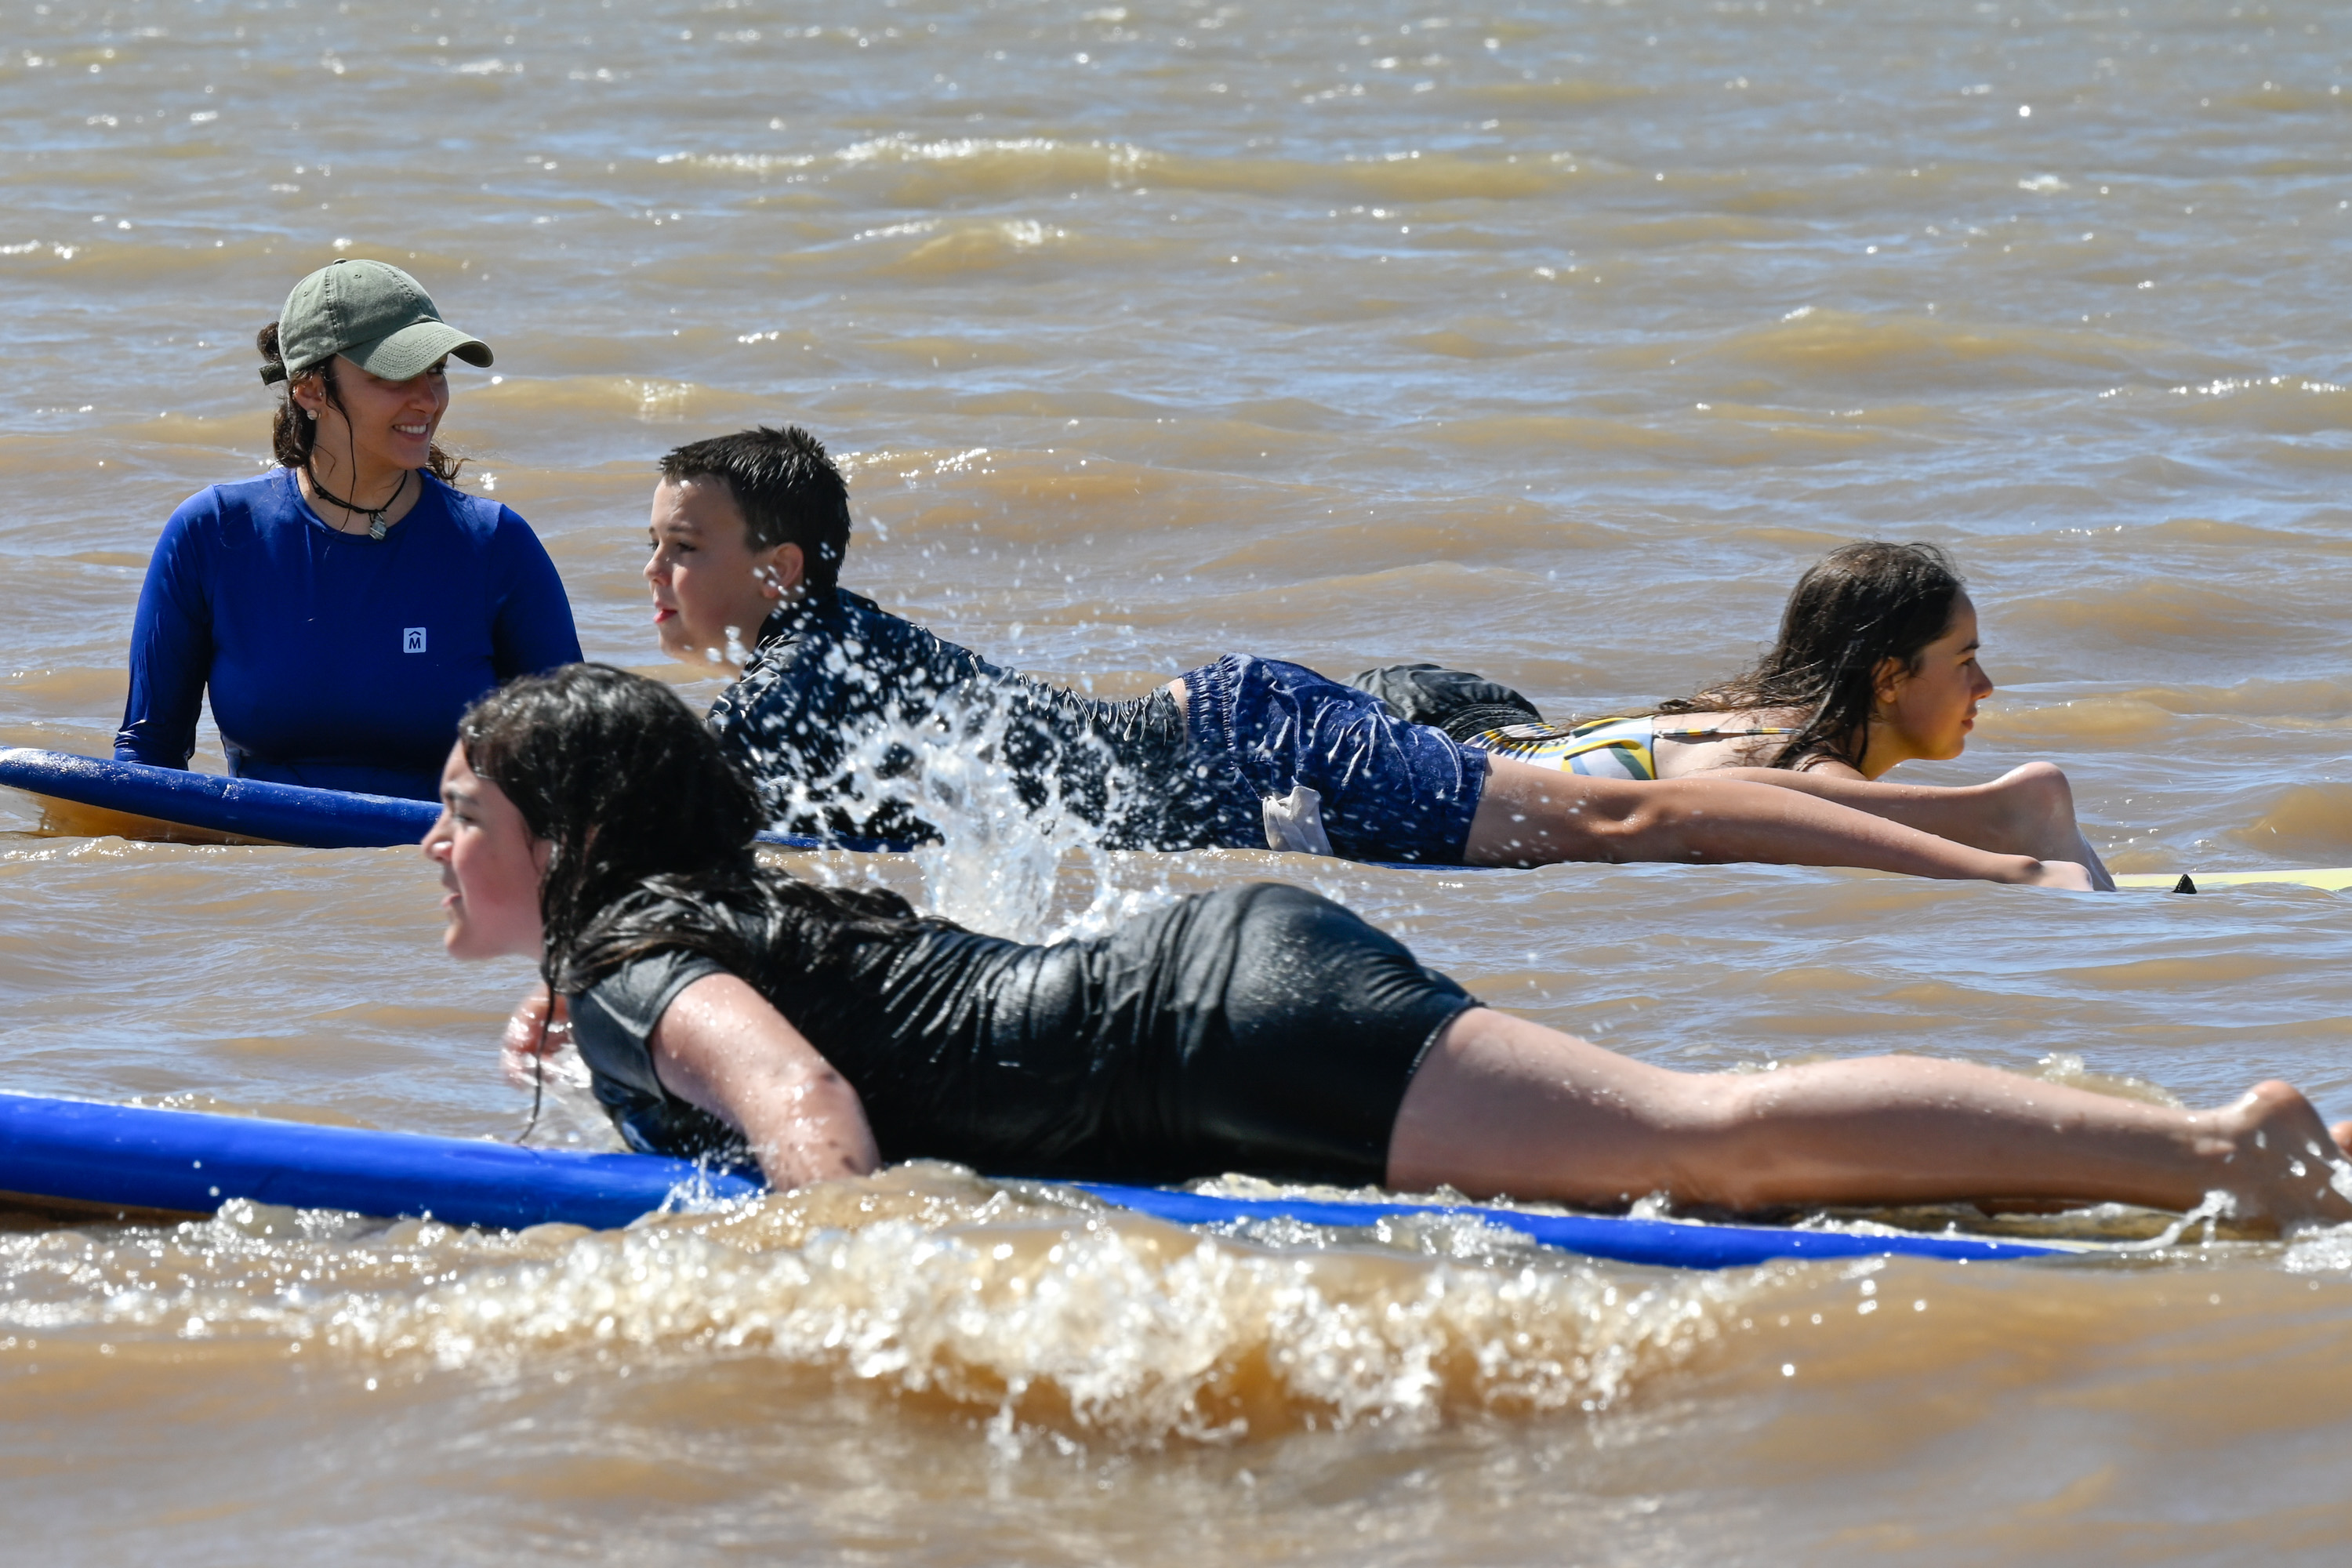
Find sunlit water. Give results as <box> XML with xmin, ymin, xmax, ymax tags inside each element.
<box><xmin>4</xmin><ymin>0</ymin><xmax>2351</xmax><ymax>1560</ymax></box>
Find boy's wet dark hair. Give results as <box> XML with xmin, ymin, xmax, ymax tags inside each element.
<box><xmin>1656</xmin><ymin>540</ymin><xmax>1966</xmax><ymax>773</ymax></box>
<box><xmin>658</xmin><ymin>425</ymin><xmax>852</xmax><ymax>597</ymax></box>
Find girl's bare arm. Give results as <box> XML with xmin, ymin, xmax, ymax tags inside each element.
<box><xmin>648</xmin><ymin>972</ymin><xmax>880</xmax><ymax>1188</ymax></box>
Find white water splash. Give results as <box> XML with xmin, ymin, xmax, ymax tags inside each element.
<box><xmin>752</xmin><ymin>679</ymin><xmax>1177</xmax><ymax>944</ymax></box>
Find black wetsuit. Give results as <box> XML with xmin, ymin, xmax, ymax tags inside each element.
<box><xmin>566</xmin><ymin>880</ymin><xmax>1477</xmax><ymax>1188</ymax></box>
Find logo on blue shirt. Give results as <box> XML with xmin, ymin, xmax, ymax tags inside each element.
<box><xmin>403</xmin><ymin>627</ymin><xmax>427</xmax><ymax>654</ymax></box>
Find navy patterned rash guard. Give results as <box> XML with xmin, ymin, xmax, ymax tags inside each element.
<box><xmin>705</xmin><ymin>586</ymin><xmax>1189</xmax><ymax>848</ymax></box>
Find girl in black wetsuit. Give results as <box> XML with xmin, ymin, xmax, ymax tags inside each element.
<box><xmin>424</xmin><ymin>664</ymin><xmax>2352</xmax><ymax>1227</ymax></box>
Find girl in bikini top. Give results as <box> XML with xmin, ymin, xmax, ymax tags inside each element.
<box><xmin>1461</xmin><ymin>540</ymin><xmax>1993</xmax><ymax>783</ymax></box>
<box><xmin>1359</xmin><ymin>542</ymin><xmax>2112</xmax><ymax>886</ymax></box>
<box><xmin>1469</xmin><ymin>714</ymin><xmax>1806</xmax><ymax>780</ymax></box>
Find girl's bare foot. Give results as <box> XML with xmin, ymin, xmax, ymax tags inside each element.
<box><xmin>2207</xmin><ymin>1081</ymin><xmax>2352</xmax><ymax>1229</ymax></box>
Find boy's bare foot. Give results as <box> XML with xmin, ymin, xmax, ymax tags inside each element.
<box><xmin>2206</xmin><ymin>1081</ymin><xmax>2352</xmax><ymax>1228</ymax></box>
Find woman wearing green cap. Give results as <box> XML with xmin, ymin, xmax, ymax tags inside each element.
<box><xmin>114</xmin><ymin>259</ymin><xmax>582</xmax><ymax>800</ymax></box>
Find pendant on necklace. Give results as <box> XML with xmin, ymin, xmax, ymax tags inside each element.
<box><xmin>368</xmin><ymin>517</ymin><xmax>388</xmax><ymax>541</ymax></box>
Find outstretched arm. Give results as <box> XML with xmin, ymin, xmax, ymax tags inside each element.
<box><xmin>1704</xmin><ymin>760</ymin><xmax>2114</xmax><ymax>889</ymax></box>
<box><xmin>647</xmin><ymin>973</ymin><xmax>880</xmax><ymax>1189</ymax></box>
<box><xmin>1467</xmin><ymin>757</ymin><xmax>2093</xmax><ymax>887</ymax></box>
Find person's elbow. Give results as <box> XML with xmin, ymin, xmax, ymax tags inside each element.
<box><xmin>2002</xmin><ymin>758</ymin><xmax>2076</xmax><ymax>807</ymax></box>
<box><xmin>1564</xmin><ymin>781</ymin><xmax>1682</xmax><ymax>856</ymax></box>
<box><xmin>744</xmin><ymin>1063</ymin><xmax>880</xmax><ymax>1189</ymax></box>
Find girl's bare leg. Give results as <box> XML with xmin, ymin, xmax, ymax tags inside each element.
<box><xmin>1388</xmin><ymin>1008</ymin><xmax>2352</xmax><ymax>1226</ymax></box>
<box><xmin>1465</xmin><ymin>757</ymin><xmax>2092</xmax><ymax>887</ymax></box>
<box><xmin>1710</xmin><ymin>761</ymin><xmax>2115</xmax><ymax>890</ymax></box>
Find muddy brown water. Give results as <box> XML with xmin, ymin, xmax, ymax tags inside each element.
<box><xmin>4</xmin><ymin>0</ymin><xmax>2351</xmax><ymax>1561</ymax></box>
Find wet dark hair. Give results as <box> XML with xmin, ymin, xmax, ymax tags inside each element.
<box><xmin>457</xmin><ymin>663</ymin><xmax>920</xmax><ymax>1000</ymax></box>
<box><xmin>1654</xmin><ymin>541</ymin><xmax>1968</xmax><ymax>773</ymax></box>
<box><xmin>658</xmin><ymin>425</ymin><xmax>851</xmax><ymax>597</ymax></box>
<box><xmin>256</xmin><ymin>321</ymin><xmax>466</xmax><ymax>485</ymax></box>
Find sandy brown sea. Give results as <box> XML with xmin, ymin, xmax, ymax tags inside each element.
<box><xmin>4</xmin><ymin>1</ymin><xmax>2351</xmax><ymax>1561</ymax></box>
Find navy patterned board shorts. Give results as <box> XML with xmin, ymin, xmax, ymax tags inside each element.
<box><xmin>1175</xmin><ymin>653</ymin><xmax>1489</xmax><ymax>864</ymax></box>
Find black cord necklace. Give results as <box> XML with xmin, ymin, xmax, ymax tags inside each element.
<box><xmin>304</xmin><ymin>465</ymin><xmax>409</xmax><ymax>540</ymax></box>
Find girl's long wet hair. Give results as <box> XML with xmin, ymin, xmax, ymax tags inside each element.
<box><xmin>1654</xmin><ymin>540</ymin><xmax>1966</xmax><ymax>773</ymax></box>
<box><xmin>257</xmin><ymin>321</ymin><xmax>467</xmax><ymax>485</ymax></box>
<box><xmin>457</xmin><ymin>663</ymin><xmax>923</xmax><ymax>1004</ymax></box>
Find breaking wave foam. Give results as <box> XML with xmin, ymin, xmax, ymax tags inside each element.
<box><xmin>3</xmin><ymin>1174</ymin><xmax>1752</xmax><ymax>1448</ymax></box>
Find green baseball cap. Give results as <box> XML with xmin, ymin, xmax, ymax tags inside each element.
<box><xmin>260</xmin><ymin>258</ymin><xmax>492</xmax><ymax>385</ymax></box>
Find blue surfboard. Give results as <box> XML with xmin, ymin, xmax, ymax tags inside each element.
<box><xmin>0</xmin><ymin>748</ymin><xmax>908</xmax><ymax>853</ymax></box>
<box><xmin>0</xmin><ymin>1093</ymin><xmax>2062</xmax><ymax>1269</ymax></box>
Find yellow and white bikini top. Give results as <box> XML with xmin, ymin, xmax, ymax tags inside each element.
<box><xmin>1467</xmin><ymin>715</ymin><xmax>1801</xmax><ymax>780</ymax></box>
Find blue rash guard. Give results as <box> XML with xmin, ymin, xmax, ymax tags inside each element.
<box><xmin>114</xmin><ymin>466</ymin><xmax>582</xmax><ymax>800</ymax></box>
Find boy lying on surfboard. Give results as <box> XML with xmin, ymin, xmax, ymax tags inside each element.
<box><xmin>633</xmin><ymin>424</ymin><xmax>2096</xmax><ymax>887</ymax></box>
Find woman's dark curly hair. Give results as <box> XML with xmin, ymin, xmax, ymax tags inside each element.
<box><xmin>456</xmin><ymin>664</ymin><xmax>923</xmax><ymax>1000</ymax></box>
<box><xmin>257</xmin><ymin>320</ymin><xmax>467</xmax><ymax>485</ymax></box>
<box><xmin>1654</xmin><ymin>541</ymin><xmax>1968</xmax><ymax>773</ymax></box>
